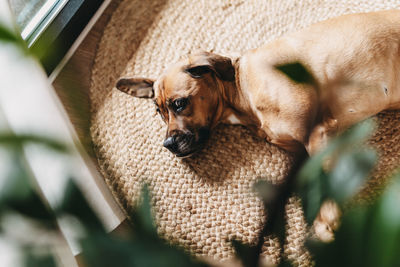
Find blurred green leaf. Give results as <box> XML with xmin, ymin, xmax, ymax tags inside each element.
<box><xmin>0</xmin><ymin>24</ymin><xmax>20</xmax><ymax>43</ymax></box>
<box><xmin>58</xmin><ymin>179</ymin><xmax>105</xmax><ymax>232</ymax></box>
<box><xmin>5</xmin><ymin>193</ymin><xmax>57</xmax><ymax>228</ymax></box>
<box><xmin>1</xmin><ymin>152</ymin><xmax>57</xmax><ymax>227</ymax></box>
<box><xmin>81</xmin><ymin>184</ymin><xmax>210</xmax><ymax>267</ymax></box>
<box><xmin>329</xmin><ymin>149</ymin><xmax>376</xmax><ymax>203</ymax></box>
<box><xmin>278</xmin><ymin>259</ymin><xmax>294</xmax><ymax>267</ymax></box>
<box><xmin>296</xmin><ymin>120</ymin><xmax>375</xmax><ymax>224</ymax></box>
<box><xmin>297</xmin><ymin>172</ymin><xmax>327</xmax><ymax>224</ymax></box>
<box><xmin>81</xmin><ymin>231</ymin><xmax>209</xmax><ymax>267</ymax></box>
<box><xmin>135</xmin><ymin>185</ymin><xmax>157</xmax><ymax>236</ymax></box>
<box><xmin>0</xmin><ymin>132</ymin><xmax>67</xmax><ymax>224</ymax></box>
<box><xmin>0</xmin><ymin>133</ymin><xmax>69</xmax><ymax>153</ymax></box>
<box><xmin>275</xmin><ymin>62</ymin><xmax>314</xmax><ymax>84</ymax></box>
<box><xmin>298</xmin><ymin>120</ymin><xmax>374</xmax><ymax>185</ymax></box>
<box><xmin>365</xmin><ymin>175</ymin><xmax>400</xmax><ymax>267</ymax></box>
<box><xmin>80</xmin><ymin>234</ymin><xmax>136</xmax><ymax>267</ymax></box>
<box><xmin>254</xmin><ymin>180</ymin><xmax>280</xmax><ymax>205</ymax></box>
<box><xmin>24</xmin><ymin>249</ymin><xmax>56</xmax><ymax>267</ymax></box>
<box><xmin>0</xmin><ymin>23</ymin><xmax>29</xmax><ymax>55</ymax></box>
<box><xmin>308</xmin><ymin>175</ymin><xmax>400</xmax><ymax>267</ymax></box>
<box><xmin>328</xmin><ymin>120</ymin><xmax>374</xmax><ymax>151</ymax></box>
<box><xmin>232</xmin><ymin>239</ymin><xmax>258</xmax><ymax>267</ymax></box>
<box><xmin>0</xmin><ymin>152</ymin><xmax>32</xmax><ymax>201</ymax></box>
<box><xmin>254</xmin><ymin>180</ymin><xmax>287</xmax><ymax>243</ymax></box>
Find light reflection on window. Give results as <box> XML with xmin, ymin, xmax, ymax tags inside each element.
<box><xmin>9</xmin><ymin>0</ymin><xmax>67</xmax><ymax>45</ymax></box>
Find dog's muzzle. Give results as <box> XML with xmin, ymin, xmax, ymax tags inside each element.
<box><xmin>163</xmin><ymin>128</ymin><xmax>210</xmax><ymax>157</ymax></box>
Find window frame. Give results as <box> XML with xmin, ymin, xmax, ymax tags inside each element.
<box><xmin>21</xmin><ymin>0</ymin><xmax>68</xmax><ymax>45</ymax></box>
<box><xmin>24</xmin><ymin>0</ymin><xmax>105</xmax><ymax>74</ymax></box>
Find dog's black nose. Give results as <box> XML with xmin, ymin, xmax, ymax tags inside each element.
<box><xmin>163</xmin><ymin>136</ymin><xmax>177</xmax><ymax>152</ymax></box>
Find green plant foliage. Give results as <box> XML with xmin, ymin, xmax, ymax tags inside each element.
<box><xmin>57</xmin><ymin>179</ymin><xmax>105</xmax><ymax>233</ymax></box>
<box><xmin>253</xmin><ymin>180</ymin><xmax>280</xmax><ymax>204</ymax></box>
<box><xmin>0</xmin><ymin>23</ymin><xmax>29</xmax><ymax>54</ymax></box>
<box><xmin>0</xmin><ymin>132</ymin><xmax>68</xmax><ymax>227</ymax></box>
<box><xmin>78</xmin><ymin>185</ymin><xmax>210</xmax><ymax>267</ymax></box>
<box><xmin>0</xmin><ymin>21</ymin><xmax>54</xmax><ymax>60</ymax></box>
<box><xmin>0</xmin><ymin>24</ymin><xmax>21</xmax><ymax>43</ymax></box>
<box><xmin>0</xmin><ymin>133</ymin><xmax>69</xmax><ymax>153</ymax></box>
<box><xmin>328</xmin><ymin>148</ymin><xmax>376</xmax><ymax>203</ymax></box>
<box><xmin>296</xmin><ymin>120</ymin><xmax>376</xmax><ymax>224</ymax></box>
<box><xmin>308</xmin><ymin>174</ymin><xmax>400</xmax><ymax>267</ymax></box>
<box><xmin>275</xmin><ymin>62</ymin><xmax>314</xmax><ymax>84</ymax></box>
<box><xmin>24</xmin><ymin>250</ymin><xmax>56</xmax><ymax>267</ymax></box>
<box><xmin>277</xmin><ymin>259</ymin><xmax>294</xmax><ymax>267</ymax></box>
<box><xmin>133</xmin><ymin>185</ymin><xmax>158</xmax><ymax>237</ymax></box>
<box><xmin>253</xmin><ymin>180</ymin><xmax>287</xmax><ymax>243</ymax></box>
<box><xmin>231</xmin><ymin>239</ymin><xmax>259</xmax><ymax>267</ymax></box>
<box><xmin>0</xmin><ymin>150</ymin><xmax>57</xmax><ymax>228</ymax></box>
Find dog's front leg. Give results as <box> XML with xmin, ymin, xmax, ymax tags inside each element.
<box><xmin>306</xmin><ymin>119</ymin><xmax>344</xmax><ymax>242</ymax></box>
<box><xmin>306</xmin><ymin>117</ymin><xmax>338</xmax><ymax>156</ymax></box>
<box><xmin>312</xmin><ymin>200</ymin><xmax>341</xmax><ymax>242</ymax></box>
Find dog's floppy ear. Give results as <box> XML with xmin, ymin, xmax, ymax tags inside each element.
<box><xmin>115</xmin><ymin>78</ymin><xmax>154</xmax><ymax>98</ymax></box>
<box><xmin>185</xmin><ymin>51</ymin><xmax>235</xmax><ymax>81</ymax></box>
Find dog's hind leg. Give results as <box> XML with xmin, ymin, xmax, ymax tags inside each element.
<box><xmin>305</xmin><ymin>119</ymin><xmax>343</xmax><ymax>242</ymax></box>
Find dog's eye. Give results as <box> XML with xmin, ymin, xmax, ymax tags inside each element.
<box><xmin>173</xmin><ymin>98</ymin><xmax>188</xmax><ymax>112</ymax></box>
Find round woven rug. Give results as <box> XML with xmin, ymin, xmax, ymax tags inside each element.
<box><xmin>89</xmin><ymin>1</ymin><xmax>400</xmax><ymax>265</ymax></box>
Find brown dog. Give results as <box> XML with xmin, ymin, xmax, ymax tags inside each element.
<box><xmin>117</xmin><ymin>10</ymin><xmax>400</xmax><ymax>157</ymax></box>
<box><xmin>116</xmin><ymin>10</ymin><xmax>400</xmax><ymax>240</ymax></box>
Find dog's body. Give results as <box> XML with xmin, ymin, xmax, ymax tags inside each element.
<box><xmin>238</xmin><ymin>10</ymin><xmax>400</xmax><ymax>154</ymax></box>
<box><xmin>116</xmin><ymin>10</ymin><xmax>400</xmax><ymax>240</ymax></box>
<box><xmin>117</xmin><ymin>10</ymin><xmax>400</xmax><ymax>157</ymax></box>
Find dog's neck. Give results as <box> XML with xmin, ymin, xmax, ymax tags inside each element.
<box><xmin>213</xmin><ymin>58</ymin><xmax>263</xmax><ymax>135</ymax></box>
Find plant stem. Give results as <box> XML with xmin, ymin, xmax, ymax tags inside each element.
<box><xmin>254</xmin><ymin>148</ymin><xmax>308</xmax><ymax>266</ymax></box>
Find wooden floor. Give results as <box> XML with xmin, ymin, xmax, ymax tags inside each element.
<box><xmin>52</xmin><ymin>0</ymin><xmax>122</xmax><ymax>156</ymax></box>
<box><xmin>51</xmin><ymin>1</ymin><xmax>131</xmax><ymax>265</ymax></box>
<box><xmin>53</xmin><ymin>0</ymin><xmax>122</xmax><ymax>92</ymax></box>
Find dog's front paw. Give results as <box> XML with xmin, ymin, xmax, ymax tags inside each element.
<box><xmin>312</xmin><ymin>200</ymin><xmax>341</xmax><ymax>242</ymax></box>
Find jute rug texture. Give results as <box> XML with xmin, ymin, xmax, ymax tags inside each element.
<box><xmin>89</xmin><ymin>1</ymin><xmax>400</xmax><ymax>265</ymax></box>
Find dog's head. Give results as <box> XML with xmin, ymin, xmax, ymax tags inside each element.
<box><xmin>115</xmin><ymin>51</ymin><xmax>235</xmax><ymax>157</ymax></box>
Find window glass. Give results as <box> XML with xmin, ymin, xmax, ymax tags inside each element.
<box><xmin>9</xmin><ymin>0</ymin><xmax>67</xmax><ymax>45</ymax></box>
